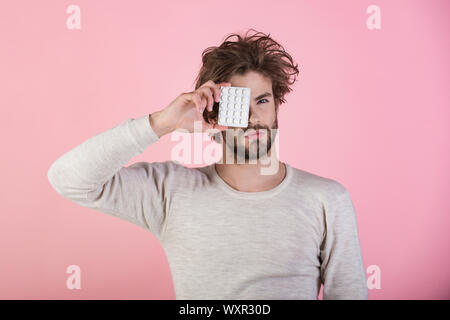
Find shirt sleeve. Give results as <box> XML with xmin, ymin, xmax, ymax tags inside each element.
<box><xmin>319</xmin><ymin>183</ymin><xmax>368</xmax><ymax>299</ymax></box>
<box><xmin>47</xmin><ymin>114</ymin><xmax>171</xmax><ymax>240</ymax></box>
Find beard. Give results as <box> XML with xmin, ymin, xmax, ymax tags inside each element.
<box><xmin>220</xmin><ymin>115</ymin><xmax>278</xmax><ymax>162</ymax></box>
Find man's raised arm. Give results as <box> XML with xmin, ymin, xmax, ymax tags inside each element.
<box><xmin>46</xmin><ymin>114</ymin><xmax>173</xmax><ymax>237</ymax></box>
<box><xmin>47</xmin><ymin>80</ymin><xmax>231</xmax><ymax>238</ymax></box>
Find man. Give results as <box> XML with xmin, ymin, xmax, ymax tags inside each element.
<box><xmin>47</xmin><ymin>29</ymin><xmax>368</xmax><ymax>299</ymax></box>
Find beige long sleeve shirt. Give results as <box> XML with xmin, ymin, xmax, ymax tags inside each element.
<box><xmin>47</xmin><ymin>114</ymin><xmax>368</xmax><ymax>300</ymax></box>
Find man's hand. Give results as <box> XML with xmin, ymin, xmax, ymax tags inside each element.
<box><xmin>149</xmin><ymin>80</ymin><xmax>231</xmax><ymax>137</ymax></box>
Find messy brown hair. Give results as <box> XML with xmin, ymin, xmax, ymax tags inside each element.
<box><xmin>194</xmin><ymin>29</ymin><xmax>300</xmax><ymax>112</ymax></box>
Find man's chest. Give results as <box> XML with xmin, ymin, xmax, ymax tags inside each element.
<box><xmin>161</xmin><ymin>194</ymin><xmax>324</xmax><ymax>273</ymax></box>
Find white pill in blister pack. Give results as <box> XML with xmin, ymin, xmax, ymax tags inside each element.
<box><xmin>217</xmin><ymin>86</ymin><xmax>251</xmax><ymax>127</ymax></box>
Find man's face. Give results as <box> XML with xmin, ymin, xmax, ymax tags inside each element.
<box><xmin>220</xmin><ymin>71</ymin><xmax>278</xmax><ymax>161</ymax></box>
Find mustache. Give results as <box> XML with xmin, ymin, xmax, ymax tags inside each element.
<box><xmin>244</xmin><ymin>124</ymin><xmax>271</xmax><ymax>133</ymax></box>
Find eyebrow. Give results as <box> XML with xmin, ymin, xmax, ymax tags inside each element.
<box><xmin>254</xmin><ymin>92</ymin><xmax>272</xmax><ymax>101</ymax></box>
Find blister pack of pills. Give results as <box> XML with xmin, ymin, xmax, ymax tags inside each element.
<box><xmin>217</xmin><ymin>86</ymin><xmax>251</xmax><ymax>128</ymax></box>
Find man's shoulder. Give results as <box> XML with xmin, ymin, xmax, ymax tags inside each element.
<box><xmin>288</xmin><ymin>164</ymin><xmax>349</xmax><ymax>199</ymax></box>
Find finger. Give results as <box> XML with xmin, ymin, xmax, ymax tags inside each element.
<box><xmin>211</xmin><ymin>85</ymin><xmax>221</xmax><ymax>103</ymax></box>
<box><xmin>199</xmin><ymin>79</ymin><xmax>216</xmax><ymax>89</ymax></box>
<box><xmin>205</xmin><ymin>88</ymin><xmax>215</xmax><ymax>112</ymax></box>
<box><xmin>198</xmin><ymin>95</ymin><xmax>208</xmax><ymax>114</ymax></box>
<box><xmin>198</xmin><ymin>87</ymin><xmax>214</xmax><ymax>112</ymax></box>
<box><xmin>189</xmin><ymin>92</ymin><xmax>203</xmax><ymax>114</ymax></box>
<box><xmin>193</xmin><ymin>91</ymin><xmax>207</xmax><ymax>114</ymax></box>
<box><xmin>201</xmin><ymin>95</ymin><xmax>208</xmax><ymax>113</ymax></box>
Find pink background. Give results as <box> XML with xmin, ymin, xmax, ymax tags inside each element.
<box><xmin>0</xmin><ymin>0</ymin><xmax>449</xmax><ymax>299</ymax></box>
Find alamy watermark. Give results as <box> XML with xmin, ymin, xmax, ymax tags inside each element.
<box><xmin>66</xmin><ymin>264</ymin><xmax>81</xmax><ymax>290</ymax></box>
<box><xmin>170</xmin><ymin>120</ymin><xmax>280</xmax><ymax>175</ymax></box>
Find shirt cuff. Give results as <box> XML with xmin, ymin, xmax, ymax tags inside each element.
<box><xmin>127</xmin><ymin>113</ymin><xmax>160</xmax><ymax>152</ymax></box>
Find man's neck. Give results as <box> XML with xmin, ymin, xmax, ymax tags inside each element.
<box><xmin>214</xmin><ymin>158</ymin><xmax>286</xmax><ymax>192</ymax></box>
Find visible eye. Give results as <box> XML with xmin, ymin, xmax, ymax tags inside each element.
<box><xmin>257</xmin><ymin>98</ymin><xmax>269</xmax><ymax>104</ymax></box>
